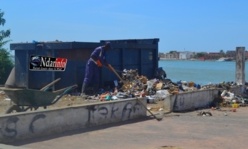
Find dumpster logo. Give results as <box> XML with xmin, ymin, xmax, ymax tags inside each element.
<box><xmin>29</xmin><ymin>55</ymin><xmax>67</xmax><ymax>71</ymax></box>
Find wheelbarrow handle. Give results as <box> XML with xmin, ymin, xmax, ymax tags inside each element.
<box><xmin>40</xmin><ymin>78</ymin><xmax>61</xmax><ymax>91</ymax></box>
<box><xmin>61</xmin><ymin>84</ymin><xmax>78</xmax><ymax>96</ymax></box>
<box><xmin>51</xmin><ymin>84</ymin><xmax>78</xmax><ymax>104</ymax></box>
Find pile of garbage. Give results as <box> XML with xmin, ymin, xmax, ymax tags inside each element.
<box><xmin>87</xmin><ymin>68</ymin><xmax>242</xmax><ymax>103</ymax></box>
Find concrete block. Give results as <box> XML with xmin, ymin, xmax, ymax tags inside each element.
<box><xmin>164</xmin><ymin>86</ymin><xmax>242</xmax><ymax>112</ymax></box>
<box><xmin>0</xmin><ymin>97</ymin><xmax>146</xmax><ymax>143</ymax></box>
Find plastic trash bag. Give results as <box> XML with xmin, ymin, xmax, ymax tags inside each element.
<box><xmin>153</xmin><ymin>90</ymin><xmax>170</xmax><ymax>101</ymax></box>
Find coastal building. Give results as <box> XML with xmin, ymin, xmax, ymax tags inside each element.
<box><xmin>179</xmin><ymin>51</ymin><xmax>194</xmax><ymax>60</ymax></box>
<box><xmin>160</xmin><ymin>49</ymin><xmax>248</xmax><ymax>61</ymax></box>
<box><xmin>206</xmin><ymin>52</ymin><xmax>222</xmax><ymax>60</ymax></box>
<box><xmin>246</xmin><ymin>51</ymin><xmax>248</xmax><ymax>60</ymax></box>
<box><xmin>226</xmin><ymin>50</ymin><xmax>236</xmax><ymax>58</ymax></box>
<box><xmin>158</xmin><ymin>52</ymin><xmax>166</xmax><ymax>59</ymax></box>
<box><xmin>227</xmin><ymin>50</ymin><xmax>248</xmax><ymax>60</ymax></box>
<box><xmin>164</xmin><ymin>51</ymin><xmax>179</xmax><ymax>59</ymax></box>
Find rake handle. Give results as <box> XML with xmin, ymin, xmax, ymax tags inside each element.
<box><xmin>108</xmin><ymin>65</ymin><xmax>124</xmax><ymax>82</ymax></box>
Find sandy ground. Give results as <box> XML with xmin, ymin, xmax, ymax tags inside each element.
<box><xmin>0</xmin><ymin>92</ymin><xmax>12</xmax><ymax>114</ymax></box>
<box><xmin>0</xmin><ymin>91</ymin><xmax>164</xmax><ymax>115</ymax></box>
<box><xmin>2</xmin><ymin>90</ymin><xmax>248</xmax><ymax>149</ymax></box>
<box><xmin>6</xmin><ymin>106</ymin><xmax>248</xmax><ymax>149</ymax></box>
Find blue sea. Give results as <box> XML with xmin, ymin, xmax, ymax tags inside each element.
<box><xmin>159</xmin><ymin>60</ymin><xmax>248</xmax><ymax>86</ymax></box>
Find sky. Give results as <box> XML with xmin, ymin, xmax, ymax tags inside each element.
<box><xmin>1</xmin><ymin>0</ymin><xmax>248</xmax><ymax>53</ymax></box>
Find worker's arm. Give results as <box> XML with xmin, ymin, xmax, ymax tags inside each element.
<box><xmin>98</xmin><ymin>49</ymin><xmax>112</xmax><ymax>71</ymax></box>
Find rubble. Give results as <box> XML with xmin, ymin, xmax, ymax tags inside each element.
<box><xmin>1</xmin><ymin>68</ymin><xmax>246</xmax><ymax>114</ymax></box>
<box><xmin>197</xmin><ymin>111</ymin><xmax>212</xmax><ymax>116</ymax></box>
<box><xmin>89</xmin><ymin>68</ymin><xmax>244</xmax><ymax>104</ymax></box>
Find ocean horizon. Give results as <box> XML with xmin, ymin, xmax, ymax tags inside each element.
<box><xmin>158</xmin><ymin>60</ymin><xmax>247</xmax><ymax>85</ymax></box>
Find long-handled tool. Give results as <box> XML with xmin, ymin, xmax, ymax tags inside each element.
<box><xmin>136</xmin><ymin>98</ymin><xmax>163</xmax><ymax>121</ymax></box>
<box><xmin>40</xmin><ymin>78</ymin><xmax>61</xmax><ymax>91</ymax></box>
<box><xmin>108</xmin><ymin>65</ymin><xmax>124</xmax><ymax>82</ymax></box>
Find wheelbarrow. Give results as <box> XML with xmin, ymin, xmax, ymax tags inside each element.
<box><xmin>0</xmin><ymin>78</ymin><xmax>78</xmax><ymax>114</ymax></box>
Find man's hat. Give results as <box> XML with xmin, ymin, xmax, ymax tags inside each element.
<box><xmin>105</xmin><ymin>41</ymin><xmax>112</xmax><ymax>49</ymax></box>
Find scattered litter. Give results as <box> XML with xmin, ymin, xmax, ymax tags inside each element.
<box><xmin>4</xmin><ymin>98</ymin><xmax>10</xmax><ymax>101</ymax></box>
<box><xmin>111</xmin><ymin>96</ymin><xmax>118</xmax><ymax>100</ymax></box>
<box><xmin>211</xmin><ymin>107</ymin><xmax>221</xmax><ymax>110</ymax></box>
<box><xmin>197</xmin><ymin>111</ymin><xmax>212</xmax><ymax>116</ymax></box>
<box><xmin>146</xmin><ymin>96</ymin><xmax>157</xmax><ymax>103</ymax></box>
<box><xmin>77</xmin><ymin>68</ymin><xmax>247</xmax><ymax>116</ymax></box>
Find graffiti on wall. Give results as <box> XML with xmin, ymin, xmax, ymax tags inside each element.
<box><xmin>0</xmin><ymin>113</ymin><xmax>46</xmax><ymax>138</ymax></box>
<box><xmin>0</xmin><ymin>100</ymin><xmax>144</xmax><ymax>140</ymax></box>
<box><xmin>86</xmin><ymin>101</ymin><xmax>143</xmax><ymax>125</ymax></box>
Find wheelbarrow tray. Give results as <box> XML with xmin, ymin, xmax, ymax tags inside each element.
<box><xmin>1</xmin><ymin>87</ymin><xmax>60</xmax><ymax>107</ymax></box>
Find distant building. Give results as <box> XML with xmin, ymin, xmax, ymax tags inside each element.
<box><xmin>179</xmin><ymin>51</ymin><xmax>194</xmax><ymax>60</ymax></box>
<box><xmin>226</xmin><ymin>50</ymin><xmax>236</xmax><ymax>58</ymax></box>
<box><xmin>158</xmin><ymin>52</ymin><xmax>166</xmax><ymax>58</ymax></box>
<box><xmin>245</xmin><ymin>51</ymin><xmax>248</xmax><ymax>60</ymax></box>
<box><xmin>160</xmin><ymin>49</ymin><xmax>248</xmax><ymax>61</ymax></box>
<box><xmin>164</xmin><ymin>51</ymin><xmax>179</xmax><ymax>59</ymax></box>
<box><xmin>206</xmin><ymin>52</ymin><xmax>222</xmax><ymax>60</ymax></box>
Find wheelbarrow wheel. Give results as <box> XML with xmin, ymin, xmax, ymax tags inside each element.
<box><xmin>5</xmin><ymin>105</ymin><xmax>23</xmax><ymax>114</ymax></box>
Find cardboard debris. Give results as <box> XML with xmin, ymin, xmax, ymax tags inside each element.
<box><xmin>155</xmin><ymin>82</ymin><xmax>163</xmax><ymax>90</ymax></box>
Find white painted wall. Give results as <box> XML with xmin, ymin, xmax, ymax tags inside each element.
<box><xmin>164</xmin><ymin>86</ymin><xmax>242</xmax><ymax>112</ymax></box>
<box><xmin>0</xmin><ymin>98</ymin><xmax>146</xmax><ymax>143</ymax></box>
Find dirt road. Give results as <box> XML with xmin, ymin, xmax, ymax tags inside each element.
<box><xmin>1</xmin><ymin>89</ymin><xmax>248</xmax><ymax>149</ymax></box>
<box><xmin>5</xmin><ymin>106</ymin><xmax>248</xmax><ymax>149</ymax></box>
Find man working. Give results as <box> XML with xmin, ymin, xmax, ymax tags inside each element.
<box><xmin>81</xmin><ymin>42</ymin><xmax>113</xmax><ymax>97</ymax></box>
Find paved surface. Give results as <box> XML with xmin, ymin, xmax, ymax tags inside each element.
<box><xmin>2</xmin><ymin>107</ymin><xmax>248</xmax><ymax>149</ymax></box>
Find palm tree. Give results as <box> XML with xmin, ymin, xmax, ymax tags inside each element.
<box><xmin>0</xmin><ymin>9</ymin><xmax>11</xmax><ymax>48</ymax></box>
<box><xmin>0</xmin><ymin>9</ymin><xmax>13</xmax><ymax>84</ymax></box>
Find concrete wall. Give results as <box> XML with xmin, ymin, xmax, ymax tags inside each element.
<box><xmin>0</xmin><ymin>98</ymin><xmax>146</xmax><ymax>143</ymax></box>
<box><xmin>164</xmin><ymin>89</ymin><xmax>217</xmax><ymax>112</ymax></box>
<box><xmin>164</xmin><ymin>86</ymin><xmax>242</xmax><ymax>112</ymax></box>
